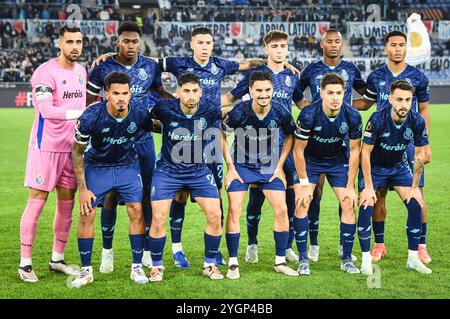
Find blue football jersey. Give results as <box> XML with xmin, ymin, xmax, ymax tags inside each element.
<box><xmin>87</xmin><ymin>54</ymin><xmax>163</xmax><ymax>108</ymax></box>
<box><xmin>160</xmin><ymin>56</ymin><xmax>240</xmax><ymax>110</ymax></box>
<box><xmin>364</xmin><ymin>64</ymin><xmax>430</xmax><ymax>112</ymax></box>
<box><xmin>362</xmin><ymin>106</ymin><xmax>429</xmax><ymax>168</ymax></box>
<box><xmin>151</xmin><ymin>98</ymin><xmax>222</xmax><ymax>173</ymax></box>
<box><xmin>222</xmin><ymin>100</ymin><xmax>295</xmax><ymax>170</ymax></box>
<box><xmin>298</xmin><ymin>60</ymin><xmax>366</xmax><ymax>105</ymax></box>
<box><xmin>75</xmin><ymin>101</ymin><xmax>153</xmax><ymax>167</ymax></box>
<box><xmin>295</xmin><ymin>100</ymin><xmax>362</xmax><ymax>163</ymax></box>
<box><xmin>230</xmin><ymin>65</ymin><xmax>303</xmax><ymax>112</ymax></box>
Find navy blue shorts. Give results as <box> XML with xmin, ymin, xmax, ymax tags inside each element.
<box><xmin>358</xmin><ymin>163</ymin><xmax>414</xmax><ymax>192</ymax></box>
<box><xmin>85</xmin><ymin>162</ymin><xmax>143</xmax><ymax>208</ymax></box>
<box><xmin>133</xmin><ymin>134</ymin><xmax>156</xmax><ymax>191</ymax></box>
<box><xmin>405</xmin><ymin>143</ymin><xmax>425</xmax><ymax>188</ymax></box>
<box><xmin>227</xmin><ymin>165</ymin><xmax>286</xmax><ymax>192</ymax></box>
<box><xmin>151</xmin><ymin>168</ymin><xmax>220</xmax><ymax>201</ymax></box>
<box><xmin>306</xmin><ymin>158</ymin><xmax>348</xmax><ymax>188</ymax></box>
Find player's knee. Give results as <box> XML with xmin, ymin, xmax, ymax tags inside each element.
<box><xmin>227</xmin><ymin>204</ymin><xmax>242</xmax><ymax>224</ymax></box>
<box><xmin>127</xmin><ymin>204</ymin><xmax>143</xmax><ymax>222</ymax></box>
<box><xmin>151</xmin><ymin>212</ymin><xmax>166</xmax><ymax>231</ymax></box>
<box><xmin>273</xmin><ymin>205</ymin><xmax>288</xmax><ymax>220</ymax></box>
<box><xmin>207</xmin><ymin>212</ymin><xmax>222</xmax><ymax>231</ymax></box>
<box><xmin>78</xmin><ymin>214</ymin><xmax>95</xmax><ymax>227</ymax></box>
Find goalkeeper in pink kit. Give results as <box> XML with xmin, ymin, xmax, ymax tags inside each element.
<box><xmin>18</xmin><ymin>26</ymin><xmax>86</xmax><ymax>282</ymax></box>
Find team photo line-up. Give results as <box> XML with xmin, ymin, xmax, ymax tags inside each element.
<box><xmin>18</xmin><ymin>20</ymin><xmax>432</xmax><ymax>287</ymax></box>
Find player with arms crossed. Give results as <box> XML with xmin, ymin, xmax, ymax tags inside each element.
<box><xmin>296</xmin><ymin>28</ymin><xmax>367</xmax><ymax>262</ymax></box>
<box><xmin>71</xmin><ymin>72</ymin><xmax>153</xmax><ymax>288</ymax></box>
<box><xmin>147</xmin><ymin>73</ymin><xmax>224</xmax><ymax>282</ymax></box>
<box><xmin>353</xmin><ymin>30</ymin><xmax>432</xmax><ymax>264</ymax></box>
<box><xmin>221</xmin><ymin>71</ymin><xmax>299</xmax><ymax>279</ymax></box>
<box><xmin>18</xmin><ymin>26</ymin><xmax>86</xmax><ymax>283</ymax></box>
<box><xmin>221</xmin><ymin>30</ymin><xmax>303</xmax><ymax>265</ymax></box>
<box><xmin>87</xmin><ymin>21</ymin><xmax>172</xmax><ymax>273</ymax></box>
<box><xmin>358</xmin><ymin>80</ymin><xmax>431</xmax><ymax>274</ymax></box>
<box><xmin>293</xmin><ymin>73</ymin><xmax>362</xmax><ymax>275</ymax></box>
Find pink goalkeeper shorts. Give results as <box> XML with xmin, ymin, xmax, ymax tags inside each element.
<box><xmin>24</xmin><ymin>148</ymin><xmax>77</xmax><ymax>192</ymax></box>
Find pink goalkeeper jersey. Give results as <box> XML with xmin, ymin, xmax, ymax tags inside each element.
<box><xmin>29</xmin><ymin>58</ymin><xmax>87</xmax><ymax>153</ymax></box>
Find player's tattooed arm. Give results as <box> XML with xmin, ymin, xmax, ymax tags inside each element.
<box><xmin>359</xmin><ymin>143</ymin><xmax>377</xmax><ymax>208</ymax></box>
<box><xmin>418</xmin><ymin>101</ymin><xmax>431</xmax><ymax>164</ymax></box>
<box><xmin>71</xmin><ymin>142</ymin><xmax>97</xmax><ymax>215</ymax></box>
<box><xmin>221</xmin><ymin>92</ymin><xmax>236</xmax><ymax>107</ymax></box>
<box><xmin>344</xmin><ymin>138</ymin><xmax>361</xmax><ymax>209</ymax></box>
<box><xmin>91</xmin><ymin>52</ymin><xmax>117</xmax><ymax>68</ymax></box>
<box><xmin>238</xmin><ymin>59</ymin><xmax>267</xmax><ymax>71</ymax></box>
<box><xmin>269</xmin><ymin>135</ymin><xmax>293</xmax><ymax>187</ymax></box>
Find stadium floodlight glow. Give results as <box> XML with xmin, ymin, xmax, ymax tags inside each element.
<box><xmin>132</xmin><ymin>5</ymin><xmax>141</xmax><ymax>9</ymax></box>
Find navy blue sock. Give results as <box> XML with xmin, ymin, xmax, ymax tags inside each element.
<box><xmin>286</xmin><ymin>189</ymin><xmax>295</xmax><ymax>250</ymax></box>
<box><xmin>149</xmin><ymin>236</ymin><xmax>166</xmax><ymax>267</ymax></box>
<box><xmin>246</xmin><ymin>188</ymin><xmax>264</xmax><ymax>245</ymax></box>
<box><xmin>101</xmin><ymin>208</ymin><xmax>117</xmax><ymax>249</ymax></box>
<box><xmin>294</xmin><ymin>216</ymin><xmax>309</xmax><ymax>260</ymax></box>
<box><xmin>373</xmin><ymin>221</ymin><xmax>385</xmax><ymax>244</ymax></box>
<box><xmin>308</xmin><ymin>195</ymin><xmax>320</xmax><ymax>246</ymax></box>
<box><xmin>226</xmin><ymin>233</ymin><xmax>240</xmax><ymax>258</ymax></box>
<box><xmin>78</xmin><ymin>238</ymin><xmax>94</xmax><ymax>267</ymax></box>
<box><xmin>405</xmin><ymin>199</ymin><xmax>422</xmax><ymax>251</ymax></box>
<box><xmin>274</xmin><ymin>231</ymin><xmax>289</xmax><ymax>257</ymax></box>
<box><xmin>358</xmin><ymin>206</ymin><xmax>374</xmax><ymax>253</ymax></box>
<box><xmin>204</xmin><ymin>233</ymin><xmax>221</xmax><ymax>264</ymax></box>
<box><xmin>129</xmin><ymin>234</ymin><xmax>145</xmax><ymax>264</ymax></box>
<box><xmin>420</xmin><ymin>222</ymin><xmax>427</xmax><ymax>245</ymax></box>
<box><xmin>143</xmin><ymin>205</ymin><xmax>152</xmax><ymax>251</ymax></box>
<box><xmin>340</xmin><ymin>222</ymin><xmax>356</xmax><ymax>260</ymax></box>
<box><xmin>169</xmin><ymin>201</ymin><xmax>186</xmax><ymax>244</ymax></box>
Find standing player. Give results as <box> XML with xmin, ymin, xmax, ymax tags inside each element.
<box><xmin>71</xmin><ymin>72</ymin><xmax>153</xmax><ymax>288</ymax></box>
<box><xmin>353</xmin><ymin>31</ymin><xmax>432</xmax><ymax>264</ymax></box>
<box><xmin>221</xmin><ymin>71</ymin><xmax>299</xmax><ymax>279</ymax></box>
<box><xmin>86</xmin><ymin>21</ymin><xmax>172</xmax><ymax>273</ymax></box>
<box><xmin>293</xmin><ymin>73</ymin><xmax>362</xmax><ymax>275</ymax></box>
<box><xmin>18</xmin><ymin>26</ymin><xmax>86</xmax><ymax>282</ymax></box>
<box><xmin>157</xmin><ymin>27</ymin><xmax>299</xmax><ymax>268</ymax></box>
<box><xmin>221</xmin><ymin>30</ymin><xmax>303</xmax><ymax>264</ymax></box>
<box><xmin>358</xmin><ymin>80</ymin><xmax>431</xmax><ymax>274</ymax></box>
<box><xmin>147</xmin><ymin>73</ymin><xmax>224</xmax><ymax>282</ymax></box>
<box><xmin>296</xmin><ymin>28</ymin><xmax>367</xmax><ymax>262</ymax></box>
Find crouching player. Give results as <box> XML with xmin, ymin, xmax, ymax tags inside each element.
<box><xmin>70</xmin><ymin>72</ymin><xmax>152</xmax><ymax>287</ymax></box>
<box><xmin>147</xmin><ymin>73</ymin><xmax>224</xmax><ymax>282</ymax></box>
<box><xmin>293</xmin><ymin>73</ymin><xmax>362</xmax><ymax>275</ymax></box>
<box><xmin>358</xmin><ymin>80</ymin><xmax>431</xmax><ymax>274</ymax></box>
<box><xmin>221</xmin><ymin>71</ymin><xmax>299</xmax><ymax>279</ymax></box>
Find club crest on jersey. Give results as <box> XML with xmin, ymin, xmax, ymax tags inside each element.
<box><xmin>339</xmin><ymin>122</ymin><xmax>349</xmax><ymax>134</ymax></box>
<box><xmin>268</xmin><ymin>120</ymin><xmax>278</xmax><ymax>129</ymax></box>
<box><xmin>35</xmin><ymin>175</ymin><xmax>44</xmax><ymax>185</ymax></box>
<box><xmin>210</xmin><ymin>63</ymin><xmax>219</xmax><ymax>75</ymax></box>
<box><xmin>78</xmin><ymin>73</ymin><xmax>84</xmax><ymax>85</ymax></box>
<box><xmin>404</xmin><ymin>128</ymin><xmax>413</xmax><ymax>140</ymax></box>
<box><xmin>198</xmin><ymin>117</ymin><xmax>207</xmax><ymax>130</ymax></box>
<box><xmin>285</xmin><ymin>76</ymin><xmax>292</xmax><ymax>87</ymax></box>
<box><xmin>138</xmin><ymin>68</ymin><xmax>148</xmax><ymax>81</ymax></box>
<box><xmin>127</xmin><ymin>122</ymin><xmax>137</xmax><ymax>134</ymax></box>
<box><xmin>340</xmin><ymin>69</ymin><xmax>349</xmax><ymax>81</ymax></box>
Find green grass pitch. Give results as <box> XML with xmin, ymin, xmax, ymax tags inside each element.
<box><xmin>0</xmin><ymin>106</ymin><xmax>449</xmax><ymax>299</ymax></box>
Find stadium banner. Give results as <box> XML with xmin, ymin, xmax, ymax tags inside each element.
<box><xmin>347</xmin><ymin>21</ymin><xmax>433</xmax><ymax>39</ymax></box>
<box><xmin>156</xmin><ymin>22</ymin><xmax>245</xmax><ymax>39</ymax></box>
<box><xmin>438</xmin><ymin>21</ymin><xmax>450</xmax><ymax>40</ymax></box>
<box><xmin>0</xmin><ymin>19</ymin><xmax>26</xmax><ymax>33</ymax></box>
<box><xmin>244</xmin><ymin>22</ymin><xmax>330</xmax><ymax>39</ymax></box>
<box><xmin>26</xmin><ymin>19</ymin><xmax>119</xmax><ymax>38</ymax></box>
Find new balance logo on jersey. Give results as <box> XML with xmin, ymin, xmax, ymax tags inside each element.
<box><xmin>314</xmin><ymin>126</ymin><xmax>322</xmax><ymax>131</ymax></box>
<box><xmin>63</xmin><ymin>90</ymin><xmax>83</xmax><ymax>99</ymax></box>
<box><xmin>102</xmin><ymin>128</ymin><xmax>110</xmax><ymax>133</ymax></box>
<box><xmin>382</xmin><ymin>132</ymin><xmax>390</xmax><ymax>137</ymax></box>
<box><xmin>170</xmin><ymin>122</ymin><xmax>179</xmax><ymax>127</ymax></box>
